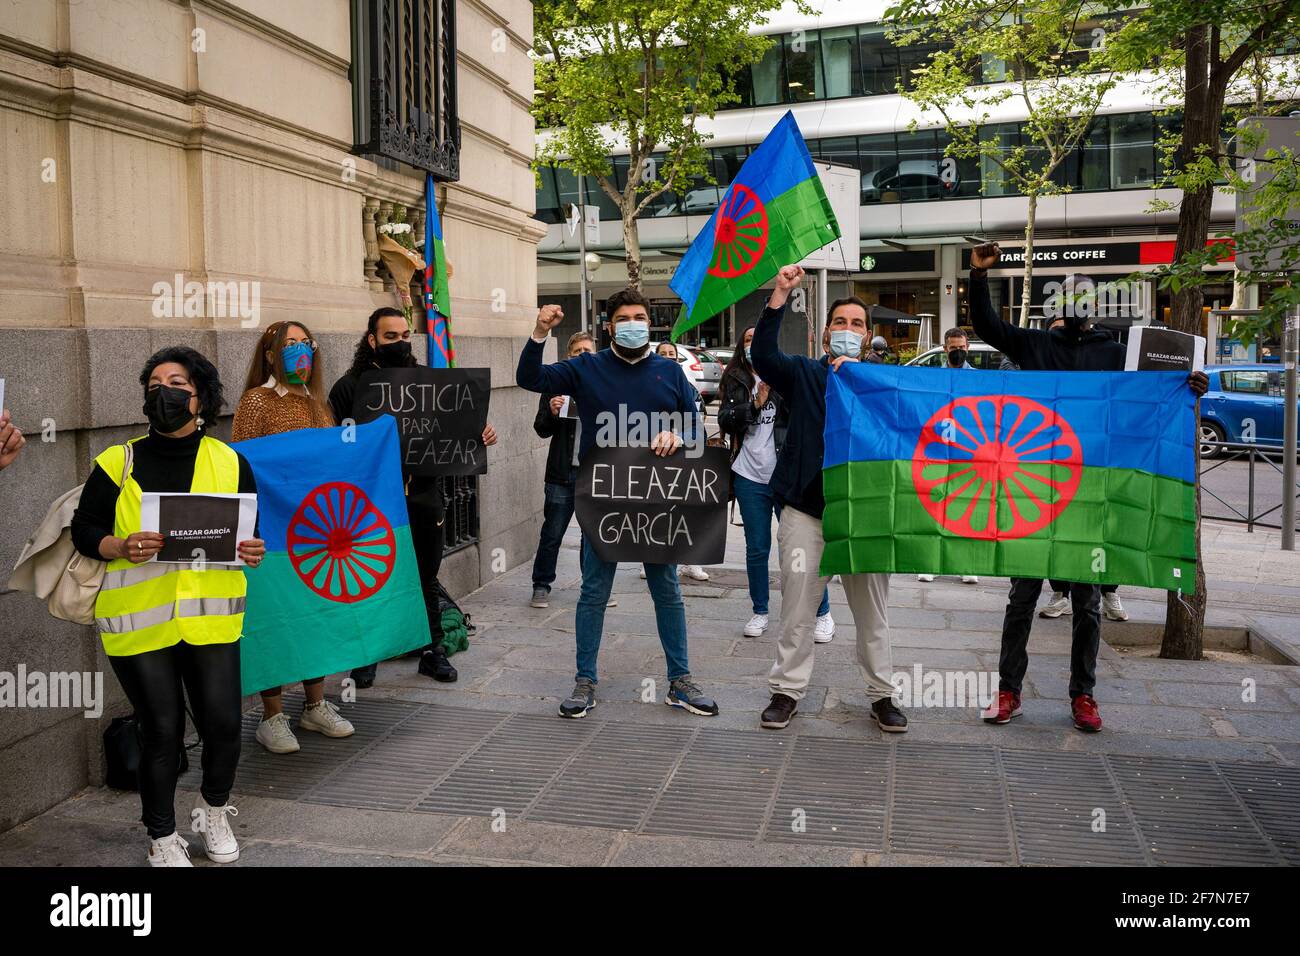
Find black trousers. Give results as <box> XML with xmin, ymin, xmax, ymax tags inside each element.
<box><xmin>999</xmin><ymin>578</ymin><xmax>1101</xmax><ymax>699</ymax></box>
<box><xmin>409</xmin><ymin>485</ymin><xmax>446</xmax><ymax>648</ymax></box>
<box><xmin>109</xmin><ymin>641</ymin><xmax>242</xmax><ymax>839</ymax></box>
<box><xmin>351</xmin><ymin>485</ymin><xmax>445</xmax><ymax>683</ymax></box>
<box><xmin>1050</xmin><ymin>579</ymin><xmax>1117</xmax><ymax>595</ymax></box>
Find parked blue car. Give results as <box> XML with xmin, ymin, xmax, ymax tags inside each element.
<box><xmin>1199</xmin><ymin>364</ymin><xmax>1295</xmax><ymax>458</ymax></box>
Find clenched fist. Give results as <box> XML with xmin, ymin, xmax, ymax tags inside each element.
<box><xmin>768</xmin><ymin>265</ymin><xmax>806</xmax><ymax>311</ymax></box>
<box><xmin>534</xmin><ymin>304</ymin><xmax>564</xmax><ymax>338</ymax></box>
<box><xmin>971</xmin><ymin>242</ymin><xmax>1000</xmax><ymax>270</ymax></box>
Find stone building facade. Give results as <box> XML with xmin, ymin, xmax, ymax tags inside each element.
<box><xmin>0</xmin><ymin>0</ymin><xmax>547</xmax><ymax>830</ymax></box>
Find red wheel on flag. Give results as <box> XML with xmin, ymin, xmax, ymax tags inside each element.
<box><xmin>291</xmin><ymin>351</ymin><xmax>312</xmax><ymax>382</ymax></box>
<box><xmin>706</xmin><ymin>183</ymin><xmax>768</xmax><ymax>278</ymax></box>
<box><xmin>912</xmin><ymin>395</ymin><xmax>1083</xmax><ymax>540</ymax></box>
<box><xmin>287</xmin><ymin>482</ymin><xmax>397</xmax><ymax>603</ymax></box>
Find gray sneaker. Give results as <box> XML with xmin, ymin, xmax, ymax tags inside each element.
<box><xmin>530</xmin><ymin>586</ymin><xmax>550</xmax><ymax>608</ymax></box>
<box><xmin>666</xmin><ymin>675</ymin><xmax>719</xmax><ymax>716</ymax></box>
<box><xmin>559</xmin><ymin>678</ymin><xmax>596</xmax><ymax>718</ymax></box>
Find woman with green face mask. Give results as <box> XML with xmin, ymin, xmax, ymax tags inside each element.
<box><xmin>232</xmin><ymin>320</ymin><xmax>354</xmax><ymax>755</ymax></box>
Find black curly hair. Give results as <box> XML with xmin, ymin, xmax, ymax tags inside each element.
<box><xmin>347</xmin><ymin>307</ymin><xmax>416</xmax><ymax>376</ymax></box>
<box><xmin>139</xmin><ymin>346</ymin><xmax>224</xmax><ymax>426</ymax></box>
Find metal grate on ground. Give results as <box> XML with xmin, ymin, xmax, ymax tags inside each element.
<box><xmin>180</xmin><ymin>697</ymin><xmax>1300</xmax><ymax>865</ymax></box>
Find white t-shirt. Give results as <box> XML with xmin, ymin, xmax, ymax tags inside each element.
<box><xmin>733</xmin><ymin>380</ymin><xmax>778</xmax><ymax>485</ymax></box>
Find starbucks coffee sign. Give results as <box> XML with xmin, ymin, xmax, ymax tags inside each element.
<box><xmin>860</xmin><ymin>254</ymin><xmax>877</xmax><ymax>271</ymax></box>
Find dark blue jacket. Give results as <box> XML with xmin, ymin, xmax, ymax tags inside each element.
<box><xmin>750</xmin><ymin>304</ymin><xmax>831</xmax><ymax>518</ymax></box>
<box><xmin>516</xmin><ymin>338</ymin><xmax>700</xmax><ymax>462</ymax></box>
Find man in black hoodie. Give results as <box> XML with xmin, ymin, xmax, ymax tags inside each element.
<box><xmin>968</xmin><ymin>243</ymin><xmax>1206</xmax><ymax>733</ymax></box>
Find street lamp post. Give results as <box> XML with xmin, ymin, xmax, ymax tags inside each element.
<box><xmin>1284</xmin><ymin>304</ymin><xmax>1299</xmax><ymax>550</ymax></box>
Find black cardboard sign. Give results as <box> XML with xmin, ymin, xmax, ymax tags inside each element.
<box><xmin>352</xmin><ymin>367</ymin><xmax>491</xmax><ymax>476</ymax></box>
<box><xmin>575</xmin><ymin>445</ymin><xmax>730</xmax><ymax>565</ymax></box>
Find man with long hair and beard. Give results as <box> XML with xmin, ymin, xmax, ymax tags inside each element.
<box><xmin>329</xmin><ymin>307</ymin><xmax>497</xmax><ymax>688</ymax></box>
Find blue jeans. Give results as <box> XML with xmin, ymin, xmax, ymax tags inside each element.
<box><xmin>575</xmin><ymin>537</ymin><xmax>689</xmax><ymax>684</ymax></box>
<box><xmin>531</xmin><ymin>474</ymin><xmax>577</xmax><ymax>590</ymax></box>
<box><xmin>733</xmin><ymin>472</ymin><xmax>829</xmax><ymax>617</ymax></box>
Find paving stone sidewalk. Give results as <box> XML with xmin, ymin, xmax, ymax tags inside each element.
<box><xmin>3</xmin><ymin>518</ymin><xmax>1298</xmax><ymax>867</ymax></box>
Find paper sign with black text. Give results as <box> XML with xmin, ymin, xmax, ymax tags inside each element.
<box><xmin>351</xmin><ymin>367</ymin><xmax>491</xmax><ymax>476</ymax></box>
<box><xmin>575</xmin><ymin>445</ymin><xmax>731</xmax><ymax>564</ymax></box>
<box><xmin>1125</xmin><ymin>326</ymin><xmax>1206</xmax><ymax>373</ymax></box>
<box><xmin>140</xmin><ymin>492</ymin><xmax>258</xmax><ymax>565</ymax></box>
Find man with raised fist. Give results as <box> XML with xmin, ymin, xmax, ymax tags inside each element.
<box><xmin>517</xmin><ymin>292</ymin><xmax>719</xmax><ymax>721</ymax></box>
<box><xmin>751</xmin><ymin>264</ymin><xmax>906</xmax><ymax>735</ymax></box>
<box><xmin>968</xmin><ymin>242</ymin><xmax>1207</xmax><ymax>733</ymax></box>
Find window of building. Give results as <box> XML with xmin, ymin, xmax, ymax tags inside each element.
<box><xmin>1110</xmin><ymin>112</ymin><xmax>1155</xmax><ymax>188</ymax></box>
<box><xmin>859</xmin><ymin>132</ymin><xmax>897</xmax><ymax>203</ymax></box>
<box><xmin>535</xmin><ymin>166</ymin><xmax>562</xmax><ymax>223</ymax></box>
<box><xmin>980</xmin><ymin>123</ymin><xmax>1020</xmax><ymax>196</ymax></box>
<box><xmin>820</xmin><ymin>26</ymin><xmax>863</xmax><ymax>99</ymax></box>
<box><xmin>858</xmin><ymin>25</ymin><xmax>900</xmax><ymax>95</ymax></box>
<box><xmin>750</xmin><ymin>41</ymin><xmax>785</xmax><ymax>106</ymax></box>
<box><xmin>350</xmin><ymin>0</ymin><xmax>460</xmax><ymax>179</ymax></box>
<box><xmin>785</xmin><ymin>30</ymin><xmax>820</xmax><ymax>101</ymax></box>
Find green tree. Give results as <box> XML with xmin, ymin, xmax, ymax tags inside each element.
<box><xmin>1108</xmin><ymin>0</ymin><xmax>1300</xmax><ymax>660</ymax></box>
<box><xmin>887</xmin><ymin>0</ymin><xmax>1124</xmax><ymax>325</ymax></box>
<box><xmin>533</xmin><ymin>0</ymin><xmax>794</xmax><ymax>288</ymax></box>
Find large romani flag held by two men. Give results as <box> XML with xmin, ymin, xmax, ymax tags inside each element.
<box><xmin>820</xmin><ymin>364</ymin><xmax>1198</xmax><ymax>590</ymax></box>
<box><xmin>233</xmin><ymin>417</ymin><xmax>428</xmax><ymax>695</ymax></box>
<box><xmin>669</xmin><ymin>110</ymin><xmax>840</xmax><ymax>341</ymax></box>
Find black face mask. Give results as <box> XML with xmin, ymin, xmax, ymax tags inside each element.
<box><xmin>374</xmin><ymin>340</ymin><xmax>412</xmax><ymax>367</ymax></box>
<box><xmin>947</xmin><ymin>348</ymin><xmax>968</xmax><ymax>367</ymax></box>
<box><xmin>144</xmin><ymin>385</ymin><xmax>195</xmax><ymax>433</ymax></box>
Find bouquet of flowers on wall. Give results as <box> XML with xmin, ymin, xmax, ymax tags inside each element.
<box><xmin>377</xmin><ymin>204</ymin><xmax>425</xmax><ymax>330</ymax></box>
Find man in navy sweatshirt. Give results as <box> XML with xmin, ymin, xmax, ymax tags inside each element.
<box><xmin>517</xmin><ymin>287</ymin><xmax>719</xmax><ymax>720</ymax></box>
<box><xmin>750</xmin><ymin>264</ymin><xmax>907</xmax><ymax>734</ymax></box>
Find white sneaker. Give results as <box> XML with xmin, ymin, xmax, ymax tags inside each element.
<box><xmin>814</xmin><ymin>613</ymin><xmax>835</xmax><ymax>643</ymax></box>
<box><xmin>147</xmin><ymin>831</ymin><xmax>193</xmax><ymax>867</ymax></box>
<box><xmin>192</xmin><ymin>796</ymin><xmax>239</xmax><ymax>863</ymax></box>
<box><xmin>1102</xmin><ymin>591</ymin><xmax>1129</xmax><ymax>621</ymax></box>
<box><xmin>298</xmin><ymin>699</ymin><xmax>355</xmax><ymax>738</ymax></box>
<box><xmin>961</xmin><ymin>575</ymin><xmax>980</xmax><ymax>584</ymax></box>
<box><xmin>255</xmin><ymin>712</ymin><xmax>300</xmax><ymax>754</ymax></box>
<box><xmin>917</xmin><ymin>574</ymin><xmax>935</xmax><ymax>582</ymax></box>
<box><xmin>743</xmin><ymin>614</ymin><xmax>769</xmax><ymax>637</ymax></box>
<box><xmin>1039</xmin><ymin>592</ymin><xmax>1072</xmax><ymax>618</ymax></box>
<box><xmin>680</xmin><ymin>565</ymin><xmax>710</xmax><ymax>581</ymax></box>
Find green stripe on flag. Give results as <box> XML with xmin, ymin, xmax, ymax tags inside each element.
<box><xmin>671</xmin><ymin>176</ymin><xmax>839</xmax><ymax>341</ymax></box>
<box><xmin>239</xmin><ymin>525</ymin><xmax>429</xmax><ymax>695</ymax></box>
<box><xmin>820</xmin><ymin>460</ymin><xmax>1196</xmax><ymax>590</ymax></box>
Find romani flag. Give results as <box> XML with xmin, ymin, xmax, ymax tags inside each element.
<box><xmin>424</xmin><ymin>172</ymin><xmax>455</xmax><ymax>368</ymax></box>
<box><xmin>820</xmin><ymin>364</ymin><xmax>1197</xmax><ymax>590</ymax></box>
<box><xmin>233</xmin><ymin>417</ymin><xmax>428</xmax><ymax>694</ymax></box>
<box><xmin>669</xmin><ymin>110</ymin><xmax>839</xmax><ymax>341</ymax></box>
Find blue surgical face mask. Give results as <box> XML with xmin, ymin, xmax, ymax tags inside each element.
<box><xmin>828</xmin><ymin>329</ymin><xmax>862</xmax><ymax>359</ymax></box>
<box><xmin>744</xmin><ymin>346</ymin><xmax>753</xmax><ymax>362</ymax></box>
<box><xmin>613</xmin><ymin>320</ymin><xmax>649</xmax><ymax>349</ymax></box>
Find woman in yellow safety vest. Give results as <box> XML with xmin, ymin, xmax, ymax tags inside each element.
<box><xmin>71</xmin><ymin>346</ymin><xmax>265</xmax><ymax>868</ymax></box>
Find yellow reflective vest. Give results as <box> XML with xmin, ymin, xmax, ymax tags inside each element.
<box><xmin>93</xmin><ymin>436</ymin><xmax>246</xmax><ymax>656</ymax></box>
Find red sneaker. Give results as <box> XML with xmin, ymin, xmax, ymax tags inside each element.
<box><xmin>1071</xmin><ymin>694</ymin><xmax>1102</xmax><ymax>732</ymax></box>
<box><xmin>982</xmin><ymin>690</ymin><xmax>1022</xmax><ymax>725</ymax></box>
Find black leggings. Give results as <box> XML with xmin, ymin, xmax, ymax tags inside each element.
<box><xmin>109</xmin><ymin>641</ymin><xmax>243</xmax><ymax>839</ymax></box>
<box><xmin>409</xmin><ymin>487</ymin><xmax>446</xmax><ymax>647</ymax></box>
